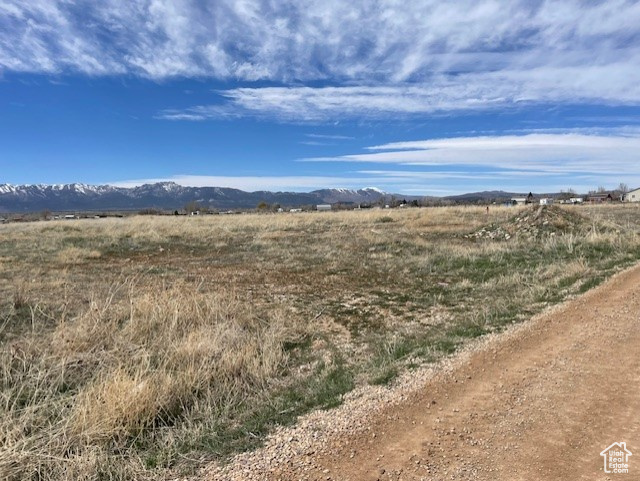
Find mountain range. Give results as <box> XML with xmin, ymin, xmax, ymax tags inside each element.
<box><xmin>0</xmin><ymin>182</ymin><xmax>550</xmax><ymax>213</ymax></box>
<box><xmin>0</xmin><ymin>182</ymin><xmax>397</xmax><ymax>213</ymax></box>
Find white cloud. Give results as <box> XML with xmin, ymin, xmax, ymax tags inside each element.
<box><xmin>303</xmin><ymin>132</ymin><xmax>640</xmax><ymax>177</ymax></box>
<box><xmin>293</xmin><ymin>131</ymin><xmax>640</xmax><ymax>193</ymax></box>
<box><xmin>368</xmin><ymin>133</ymin><xmax>640</xmax><ymax>152</ymax></box>
<box><xmin>155</xmin><ymin>112</ymin><xmax>209</xmax><ymax>121</ymax></box>
<box><xmin>159</xmin><ymin>58</ymin><xmax>640</xmax><ymax>120</ymax></box>
<box><xmin>357</xmin><ymin>170</ymin><xmax>563</xmax><ymax>180</ymax></box>
<box><xmin>306</xmin><ymin>134</ymin><xmax>355</xmax><ymax>140</ymax></box>
<box><xmin>108</xmin><ymin>131</ymin><xmax>640</xmax><ymax>194</ymax></box>
<box><xmin>2</xmin><ymin>1</ymin><xmax>640</xmax><ymax>93</ymax></box>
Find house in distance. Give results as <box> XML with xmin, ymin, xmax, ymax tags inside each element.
<box><xmin>624</xmin><ymin>187</ymin><xmax>640</xmax><ymax>202</ymax></box>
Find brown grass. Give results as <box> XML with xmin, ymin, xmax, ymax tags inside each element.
<box><xmin>1</xmin><ymin>204</ymin><xmax>640</xmax><ymax>479</ymax></box>
<box><xmin>1</xmin><ymin>280</ymin><xmax>302</xmax><ymax>479</ymax></box>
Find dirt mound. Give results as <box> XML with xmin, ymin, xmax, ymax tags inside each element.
<box><xmin>466</xmin><ymin>205</ymin><xmax>594</xmax><ymax>241</ymax></box>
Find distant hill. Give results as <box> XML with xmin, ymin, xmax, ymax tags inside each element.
<box><xmin>0</xmin><ymin>182</ymin><xmax>395</xmax><ymax>213</ymax></box>
<box><xmin>443</xmin><ymin>190</ymin><xmax>526</xmax><ymax>203</ymax></box>
<box><xmin>442</xmin><ymin>190</ymin><xmax>570</xmax><ymax>203</ymax></box>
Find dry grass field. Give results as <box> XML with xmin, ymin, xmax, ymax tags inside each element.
<box><xmin>1</xmin><ymin>204</ymin><xmax>640</xmax><ymax>480</ymax></box>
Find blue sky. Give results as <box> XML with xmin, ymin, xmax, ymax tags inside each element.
<box><xmin>1</xmin><ymin>0</ymin><xmax>640</xmax><ymax>195</ymax></box>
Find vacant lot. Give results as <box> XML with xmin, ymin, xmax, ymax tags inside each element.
<box><xmin>1</xmin><ymin>204</ymin><xmax>639</xmax><ymax>480</ymax></box>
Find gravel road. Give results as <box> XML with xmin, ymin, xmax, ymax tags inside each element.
<box><xmin>204</xmin><ymin>263</ymin><xmax>640</xmax><ymax>481</ymax></box>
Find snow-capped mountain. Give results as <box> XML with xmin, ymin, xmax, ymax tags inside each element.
<box><xmin>309</xmin><ymin>187</ymin><xmax>389</xmax><ymax>203</ymax></box>
<box><xmin>0</xmin><ymin>182</ymin><xmax>390</xmax><ymax>212</ymax></box>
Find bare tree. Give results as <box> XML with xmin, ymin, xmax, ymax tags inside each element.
<box><xmin>618</xmin><ymin>183</ymin><xmax>629</xmax><ymax>193</ymax></box>
<box><xmin>184</xmin><ymin>201</ymin><xmax>201</xmax><ymax>214</ymax></box>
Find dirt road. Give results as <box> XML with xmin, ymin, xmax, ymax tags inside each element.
<box><xmin>208</xmin><ymin>263</ymin><xmax>640</xmax><ymax>481</ymax></box>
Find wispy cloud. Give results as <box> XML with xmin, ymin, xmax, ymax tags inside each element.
<box><xmin>297</xmin><ymin>133</ymin><xmax>356</xmax><ymax>146</ymax></box>
<box><xmin>109</xmin><ymin>131</ymin><xmax>640</xmax><ymax>193</ymax></box>
<box><xmin>155</xmin><ymin>105</ymin><xmax>229</xmax><ymax>121</ymax></box>
<box><xmin>306</xmin><ymin>134</ymin><xmax>355</xmax><ymax>140</ymax></box>
<box><xmin>3</xmin><ymin>1</ymin><xmax>640</xmax><ymax>120</ymax></box>
<box><xmin>3</xmin><ymin>0</ymin><xmax>638</xmax><ymax>82</ymax></box>
<box><xmin>304</xmin><ymin>132</ymin><xmax>640</xmax><ymax>175</ymax></box>
<box><xmin>357</xmin><ymin>170</ymin><xmax>564</xmax><ymax>180</ymax></box>
<box><xmin>154</xmin><ymin>112</ymin><xmax>209</xmax><ymax>121</ymax></box>
<box><xmin>164</xmin><ymin>68</ymin><xmax>640</xmax><ymax>121</ymax></box>
<box><xmin>296</xmin><ymin>131</ymin><xmax>640</xmax><ymax>192</ymax></box>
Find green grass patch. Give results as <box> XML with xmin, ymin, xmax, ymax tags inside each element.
<box><xmin>369</xmin><ymin>366</ymin><xmax>399</xmax><ymax>385</ymax></box>
<box><xmin>579</xmin><ymin>276</ymin><xmax>604</xmax><ymax>293</ymax></box>
<box><xmin>178</xmin><ymin>358</ymin><xmax>355</xmax><ymax>462</ymax></box>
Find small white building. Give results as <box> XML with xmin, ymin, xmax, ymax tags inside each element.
<box><xmin>539</xmin><ymin>198</ymin><xmax>554</xmax><ymax>205</ymax></box>
<box><xmin>289</xmin><ymin>208</ymin><xmax>302</xmax><ymax>213</ymax></box>
<box><xmin>624</xmin><ymin>188</ymin><xmax>640</xmax><ymax>203</ymax></box>
<box><xmin>569</xmin><ymin>197</ymin><xmax>584</xmax><ymax>204</ymax></box>
<box><xmin>511</xmin><ymin>197</ymin><xmax>527</xmax><ymax>205</ymax></box>
<box><xmin>64</xmin><ymin>214</ymin><xmax>76</xmax><ymax>220</ymax></box>
<box><xmin>316</xmin><ymin>204</ymin><xmax>332</xmax><ymax>211</ymax></box>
